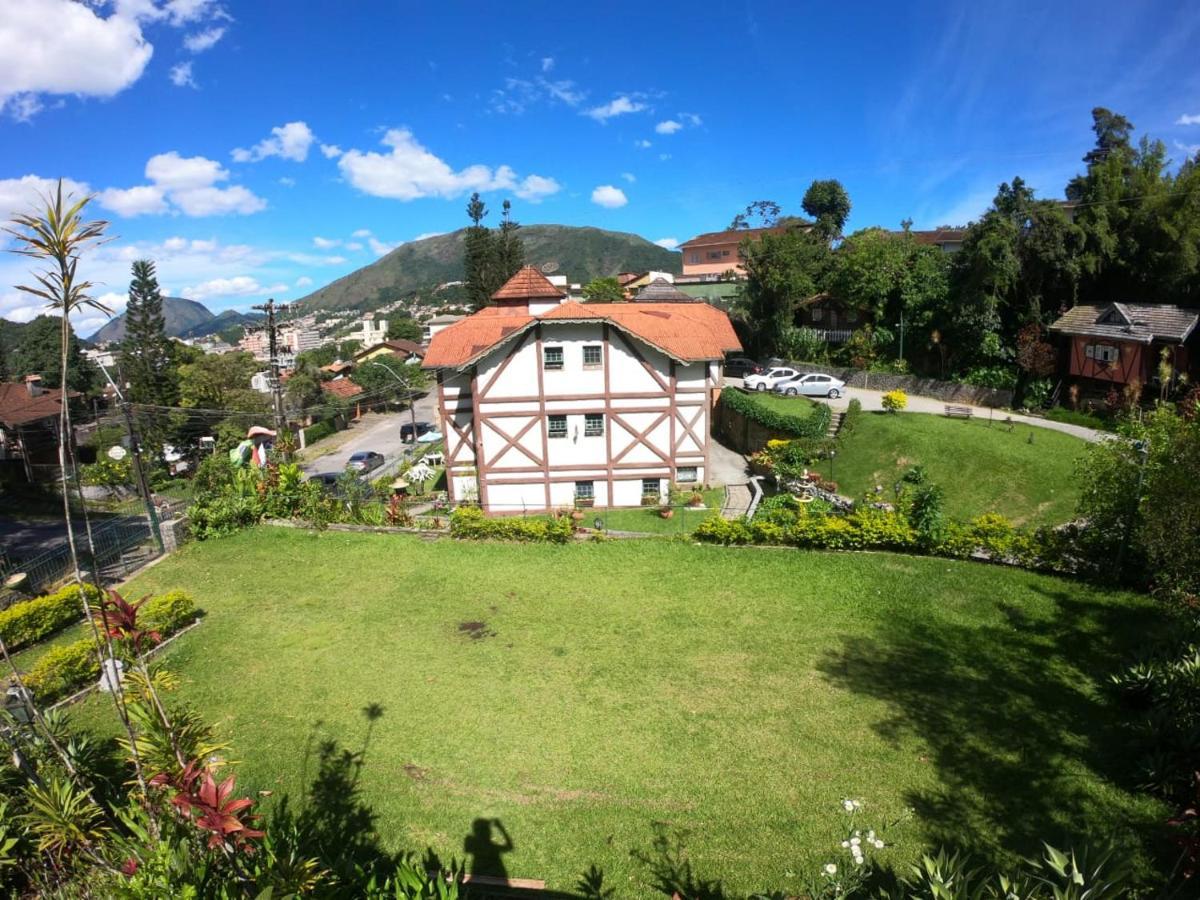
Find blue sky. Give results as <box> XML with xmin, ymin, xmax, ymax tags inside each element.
<box><xmin>2</xmin><ymin>0</ymin><xmax>1200</xmax><ymax>334</ymax></box>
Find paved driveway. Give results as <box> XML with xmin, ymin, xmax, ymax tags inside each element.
<box><xmin>300</xmin><ymin>392</ymin><xmax>439</xmax><ymax>477</ymax></box>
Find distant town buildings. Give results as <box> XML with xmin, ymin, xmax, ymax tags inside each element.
<box><xmin>352</xmin><ymin>313</ymin><xmax>388</xmax><ymax>346</ymax></box>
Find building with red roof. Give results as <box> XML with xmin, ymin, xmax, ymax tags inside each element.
<box><xmin>422</xmin><ymin>266</ymin><xmax>741</xmax><ymax>513</ymax></box>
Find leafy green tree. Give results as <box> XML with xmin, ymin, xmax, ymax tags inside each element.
<box><xmin>464</xmin><ymin>192</ymin><xmax>495</xmax><ymax>310</ymax></box>
<box><xmin>178</xmin><ymin>351</ymin><xmax>265</xmax><ymax>411</ymax></box>
<box><xmin>729</xmin><ymin>200</ymin><xmax>782</xmax><ymax>230</ymax></box>
<box><xmin>802</xmin><ymin>180</ymin><xmax>852</xmax><ymax>240</ymax></box>
<box><xmin>737</xmin><ymin>228</ymin><xmax>830</xmax><ymax>355</ymax></box>
<box><xmin>284</xmin><ymin>356</ymin><xmax>325</xmax><ymax>413</ymax></box>
<box><xmin>582</xmin><ymin>276</ymin><xmax>625</xmax><ymax>302</ymax></box>
<box><xmin>385</xmin><ymin>317</ymin><xmax>423</xmax><ymax>342</ymax></box>
<box><xmin>7</xmin><ymin>315</ymin><xmax>94</xmax><ymax>392</ymax></box>
<box><xmin>493</xmin><ymin>199</ymin><xmax>525</xmax><ymax>285</ymax></box>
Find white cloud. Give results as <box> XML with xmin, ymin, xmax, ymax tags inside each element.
<box><xmin>1176</xmin><ymin>114</ymin><xmax>1200</xmax><ymax>126</ymax></box>
<box><xmin>368</xmin><ymin>236</ymin><xmax>399</xmax><ymax>256</ymax></box>
<box><xmin>620</xmin><ymin>172</ymin><xmax>636</xmax><ymax>183</ymax></box>
<box><xmin>232</xmin><ymin>121</ymin><xmax>316</xmax><ymax>163</ymax></box>
<box><xmin>658</xmin><ymin>153</ymin><xmax>672</xmax><ymax>161</ymax></box>
<box><xmin>183</xmin><ymin>26</ymin><xmax>224</xmax><ymax>52</ymax></box>
<box><xmin>345</xmin><ymin>241</ymin><xmax>364</xmax><ymax>251</ymax></box>
<box><xmin>655</xmin><ymin>120</ymin><xmax>682</xmax><ymax>135</ymax></box>
<box><xmin>412</xmin><ymin>232</ymin><xmax>444</xmax><ymax>241</ymax></box>
<box><xmin>541</xmin><ymin>56</ymin><xmax>554</xmax><ymax>72</ymax></box>
<box><xmin>0</xmin><ymin>0</ymin><xmax>154</xmax><ymax>118</ymax></box>
<box><xmin>295</xmin><ymin>276</ymin><xmax>313</xmax><ymax>288</ymax></box>
<box><xmin>8</xmin><ymin>94</ymin><xmax>43</xmax><ymax>122</ymax></box>
<box><xmin>656</xmin><ymin>113</ymin><xmax>701</xmax><ymax>135</ymax></box>
<box><xmin>591</xmin><ymin>185</ymin><xmax>628</xmax><ymax>208</ymax></box>
<box><xmin>320</xmin><ymin>144</ymin><xmax>343</xmax><ymax>159</ymax></box>
<box><xmin>0</xmin><ymin>176</ymin><xmax>92</xmax><ymax>220</ymax></box>
<box><xmin>653</xmin><ymin>237</ymin><xmax>679</xmax><ymax>250</ymax></box>
<box><xmin>278</xmin><ymin>176</ymin><xmax>296</xmax><ymax>187</ymax></box>
<box><xmin>338</xmin><ymin>128</ymin><xmax>557</xmax><ymax>202</ymax></box>
<box><xmin>312</xmin><ymin>236</ymin><xmax>340</xmax><ymax>249</ymax></box>
<box><xmin>96</xmin><ymin>185</ymin><xmax>168</xmax><ymax>216</ymax></box>
<box><xmin>585</xmin><ymin>95</ymin><xmax>647</xmax><ymax>122</ymax></box>
<box><xmin>351</xmin><ymin>228</ymin><xmax>371</xmax><ymax>238</ymax></box>
<box><xmin>182</xmin><ymin>276</ymin><xmax>287</xmax><ymax>302</ymax></box>
<box><xmin>491</xmin><ymin>76</ymin><xmax>584</xmax><ymax>114</ymax></box>
<box><xmin>1174</xmin><ymin>140</ymin><xmax>1200</xmax><ymax>157</ymax></box>
<box><xmin>634</xmin><ymin>139</ymin><xmax>652</xmax><ymax>149</ymax></box>
<box><xmin>514</xmin><ymin>174</ymin><xmax>561</xmax><ymax>202</ymax></box>
<box><xmin>116</xmin><ymin>0</ymin><xmax>226</xmax><ymax>27</ymax></box>
<box><xmin>680</xmin><ymin>112</ymin><xmax>702</xmax><ymax>127</ymax></box>
<box><xmin>169</xmin><ymin>61</ymin><xmax>196</xmax><ymax>88</ymax></box>
<box><xmin>95</xmin><ymin>151</ymin><xmax>266</xmax><ymax>218</ymax></box>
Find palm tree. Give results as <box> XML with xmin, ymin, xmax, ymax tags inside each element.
<box><xmin>4</xmin><ymin>180</ymin><xmax>153</xmax><ymax>795</ymax></box>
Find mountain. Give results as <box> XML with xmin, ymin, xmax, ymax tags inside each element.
<box><xmin>295</xmin><ymin>224</ymin><xmax>683</xmax><ymax>313</ymax></box>
<box><xmin>178</xmin><ymin>309</ymin><xmax>263</xmax><ymax>340</ymax></box>
<box><xmin>88</xmin><ymin>296</ymin><xmax>216</xmax><ymax>343</ymax></box>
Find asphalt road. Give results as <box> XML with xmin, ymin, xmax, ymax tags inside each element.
<box><xmin>300</xmin><ymin>392</ymin><xmax>439</xmax><ymax>477</ymax></box>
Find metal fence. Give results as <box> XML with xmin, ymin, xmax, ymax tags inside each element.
<box><xmin>0</xmin><ymin>513</ymin><xmax>158</xmax><ymax>597</ymax></box>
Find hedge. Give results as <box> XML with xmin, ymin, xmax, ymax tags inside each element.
<box><xmin>0</xmin><ymin>583</ymin><xmax>100</xmax><ymax>652</ymax></box>
<box><xmin>450</xmin><ymin>506</ymin><xmax>575</xmax><ymax>543</ymax></box>
<box><xmin>721</xmin><ymin>388</ymin><xmax>833</xmax><ymax>439</ymax></box>
<box><xmin>23</xmin><ymin>590</ymin><xmax>199</xmax><ymax>704</ymax></box>
<box><xmin>302</xmin><ymin>419</ymin><xmax>337</xmax><ymax>445</ymax></box>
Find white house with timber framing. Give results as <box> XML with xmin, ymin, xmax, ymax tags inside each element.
<box><xmin>421</xmin><ymin>266</ymin><xmax>741</xmax><ymax>513</ymax></box>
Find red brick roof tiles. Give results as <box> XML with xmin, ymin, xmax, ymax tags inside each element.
<box><xmin>0</xmin><ymin>383</ymin><xmax>77</xmax><ymax>428</ymax></box>
<box><xmin>490</xmin><ymin>265</ymin><xmax>567</xmax><ymax>301</ymax></box>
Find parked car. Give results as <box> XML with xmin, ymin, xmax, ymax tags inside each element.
<box><xmin>308</xmin><ymin>472</ymin><xmax>342</xmax><ymax>489</ymax></box>
<box><xmin>400</xmin><ymin>421</ymin><xmax>433</xmax><ymax>442</ymax></box>
<box><xmin>773</xmin><ymin>372</ymin><xmax>846</xmax><ymax>399</ymax></box>
<box><xmin>346</xmin><ymin>450</ymin><xmax>385</xmax><ymax>473</ymax></box>
<box><xmin>742</xmin><ymin>366</ymin><xmax>800</xmax><ymax>392</ymax></box>
<box><xmin>724</xmin><ymin>356</ymin><xmax>762</xmax><ymax>379</ymax></box>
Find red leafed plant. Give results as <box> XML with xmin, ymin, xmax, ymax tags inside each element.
<box><xmin>97</xmin><ymin>589</ymin><xmax>161</xmax><ymax>652</ymax></box>
<box><xmin>1168</xmin><ymin>772</ymin><xmax>1200</xmax><ymax>879</ymax></box>
<box><xmin>153</xmin><ymin>759</ymin><xmax>264</xmax><ymax>851</ymax></box>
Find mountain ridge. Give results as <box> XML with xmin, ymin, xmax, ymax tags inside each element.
<box><xmin>294</xmin><ymin>223</ymin><xmax>682</xmax><ymax>313</ymax></box>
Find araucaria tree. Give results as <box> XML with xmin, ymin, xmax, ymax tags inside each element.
<box><xmin>494</xmin><ymin>199</ymin><xmax>526</xmax><ymax>284</ymax></box>
<box><xmin>464</xmin><ymin>192</ymin><xmax>496</xmax><ymax>309</ymax></box>
<box><xmin>122</xmin><ymin>259</ymin><xmax>177</xmax><ymax>407</ymax></box>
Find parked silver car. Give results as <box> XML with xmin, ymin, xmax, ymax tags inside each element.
<box><xmin>772</xmin><ymin>372</ymin><xmax>846</xmax><ymax>399</ymax></box>
<box><xmin>742</xmin><ymin>366</ymin><xmax>799</xmax><ymax>391</ymax></box>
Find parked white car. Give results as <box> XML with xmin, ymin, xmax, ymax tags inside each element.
<box><xmin>742</xmin><ymin>366</ymin><xmax>799</xmax><ymax>391</ymax></box>
<box><xmin>773</xmin><ymin>372</ymin><xmax>846</xmax><ymax>399</ymax></box>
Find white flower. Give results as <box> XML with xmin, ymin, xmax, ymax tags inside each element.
<box><xmin>852</xmin><ymin>854</ymin><xmax>864</xmax><ymax>866</ymax></box>
<box><xmin>867</xmin><ymin>830</ymin><xmax>876</xmax><ymax>840</ymax></box>
<box><xmin>873</xmin><ymin>839</ymin><xmax>885</xmax><ymax>849</ymax></box>
<box><xmin>824</xmin><ymin>863</ymin><xmax>837</xmax><ymax>876</ymax></box>
<box><xmin>842</xmin><ymin>799</ymin><xmax>855</xmax><ymax>811</ymax></box>
<box><xmin>850</xmin><ymin>837</ymin><xmax>861</xmax><ymax>846</ymax></box>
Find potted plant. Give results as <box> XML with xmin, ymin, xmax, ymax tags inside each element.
<box><xmin>659</xmin><ymin>503</ymin><xmax>674</xmax><ymax>519</ymax></box>
<box><xmin>687</xmin><ymin>490</ymin><xmax>704</xmax><ymax>508</ymax></box>
<box><xmin>640</xmin><ymin>493</ymin><xmax>659</xmax><ymax>507</ymax></box>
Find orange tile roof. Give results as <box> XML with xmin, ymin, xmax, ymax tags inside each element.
<box><xmin>679</xmin><ymin>226</ymin><xmax>785</xmax><ymax>249</ymax></box>
<box><xmin>423</xmin><ymin>300</ymin><xmax>740</xmax><ymax>369</ymax></box>
<box><xmin>320</xmin><ymin>378</ymin><xmax>364</xmax><ymax>399</ymax></box>
<box><xmin>491</xmin><ymin>265</ymin><xmax>567</xmax><ymax>301</ymax></box>
<box><xmin>0</xmin><ymin>383</ymin><xmax>78</xmax><ymax>428</ymax></box>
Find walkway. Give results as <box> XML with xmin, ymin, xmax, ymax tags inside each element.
<box><xmin>720</xmin><ymin>482</ymin><xmax>752</xmax><ymax>519</ymax></box>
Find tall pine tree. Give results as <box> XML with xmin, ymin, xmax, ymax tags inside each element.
<box><xmin>121</xmin><ymin>260</ymin><xmax>177</xmax><ymax>406</ymax></box>
<box><xmin>463</xmin><ymin>193</ymin><xmax>496</xmax><ymax>309</ymax></box>
<box><xmin>494</xmin><ymin>199</ymin><xmax>526</xmax><ymax>285</ymax></box>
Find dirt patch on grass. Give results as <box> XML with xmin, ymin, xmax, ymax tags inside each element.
<box><xmin>458</xmin><ymin>621</ymin><xmax>496</xmax><ymax>640</ymax></box>
<box><xmin>403</xmin><ymin>762</ymin><xmax>429</xmax><ymax>781</ymax></box>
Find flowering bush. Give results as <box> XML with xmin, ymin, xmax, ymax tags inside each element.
<box><xmin>881</xmin><ymin>389</ymin><xmax>908</xmax><ymax>413</ymax></box>
<box><xmin>449</xmin><ymin>506</ymin><xmax>574</xmax><ymax>543</ymax></box>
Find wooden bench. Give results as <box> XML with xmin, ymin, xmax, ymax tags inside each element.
<box><xmin>944</xmin><ymin>404</ymin><xmax>973</xmax><ymax>419</ymax></box>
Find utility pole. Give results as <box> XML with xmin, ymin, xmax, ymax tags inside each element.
<box><xmin>370</xmin><ymin>360</ymin><xmax>420</xmax><ymax>443</ymax></box>
<box><xmin>896</xmin><ymin>309</ymin><xmax>906</xmax><ymax>364</ymax></box>
<box><xmin>94</xmin><ymin>362</ymin><xmax>164</xmax><ymax>554</ymax></box>
<box><xmin>252</xmin><ymin>298</ymin><xmax>288</xmax><ymax>437</ymax></box>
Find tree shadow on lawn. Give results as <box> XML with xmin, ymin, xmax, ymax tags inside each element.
<box><xmin>817</xmin><ymin>582</ymin><xmax>1171</xmax><ymax>872</ymax></box>
<box><xmin>267</xmin><ymin>702</ymin><xmax>594</xmax><ymax>898</ymax></box>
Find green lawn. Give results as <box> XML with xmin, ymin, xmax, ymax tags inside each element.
<box><xmin>597</xmin><ymin>486</ymin><xmax>725</xmax><ymax>534</ymax></box>
<box><xmin>742</xmin><ymin>390</ymin><xmax>817</xmax><ymax>416</ymax></box>
<box><xmin>9</xmin><ymin>619</ymin><xmax>90</xmax><ymax>674</ymax></box>
<box><xmin>68</xmin><ymin>528</ymin><xmax>1165</xmax><ymax>895</ymax></box>
<box><xmin>825</xmin><ymin>411</ymin><xmax>1087</xmax><ymax>525</ymax></box>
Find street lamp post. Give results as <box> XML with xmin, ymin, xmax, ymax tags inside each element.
<box><xmin>369</xmin><ymin>360</ymin><xmax>421</xmax><ymax>445</ymax></box>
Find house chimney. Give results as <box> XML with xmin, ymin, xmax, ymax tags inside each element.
<box><xmin>24</xmin><ymin>375</ymin><xmax>43</xmax><ymax>397</ymax></box>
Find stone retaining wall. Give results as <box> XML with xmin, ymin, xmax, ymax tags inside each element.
<box><xmin>713</xmin><ymin>399</ymin><xmax>805</xmax><ymax>454</ymax></box>
<box><xmin>782</xmin><ymin>362</ymin><xmax>1013</xmax><ymax>407</ymax></box>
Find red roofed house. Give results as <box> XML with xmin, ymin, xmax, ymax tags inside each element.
<box><xmin>0</xmin><ymin>376</ymin><xmax>79</xmax><ymax>481</ymax></box>
<box><xmin>422</xmin><ymin>266</ymin><xmax>741</xmax><ymax>512</ymax></box>
<box><xmin>677</xmin><ymin>227</ymin><xmax>784</xmax><ymax>277</ymax></box>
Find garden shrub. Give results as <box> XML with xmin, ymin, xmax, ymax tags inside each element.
<box><xmin>23</xmin><ymin>638</ymin><xmax>99</xmax><ymax>703</ymax></box>
<box><xmin>449</xmin><ymin>506</ymin><xmax>574</xmax><ymax>543</ymax></box>
<box><xmin>79</xmin><ymin>456</ymin><xmax>133</xmax><ymax>488</ymax></box>
<box><xmin>0</xmin><ymin>583</ymin><xmax>100</xmax><ymax>651</ymax></box>
<box><xmin>302</xmin><ymin>419</ymin><xmax>337</xmax><ymax>445</ymax></box>
<box><xmin>881</xmin><ymin>389</ymin><xmax>908</xmax><ymax>412</ymax></box>
<box><xmin>140</xmin><ymin>590</ymin><xmax>198</xmax><ymax>636</ymax></box>
<box><xmin>720</xmin><ymin>388</ymin><xmax>833</xmax><ymax>439</ymax></box>
<box><xmin>909</xmin><ymin>483</ymin><xmax>946</xmax><ymax>549</ymax></box>
<box><xmin>840</xmin><ymin>398</ymin><xmax>863</xmax><ymax>437</ymax></box>
<box><xmin>24</xmin><ymin>590</ymin><xmax>200</xmax><ymax>703</ymax></box>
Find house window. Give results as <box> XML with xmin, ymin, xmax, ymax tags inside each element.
<box><xmin>676</xmin><ymin>466</ymin><xmax>698</xmax><ymax>483</ymax></box>
<box><xmin>543</xmin><ymin>346</ymin><xmax>563</xmax><ymax>370</ymax></box>
<box><xmin>1087</xmin><ymin>344</ymin><xmax>1120</xmax><ymax>363</ymax></box>
<box><xmin>847</xmin><ymin>309</ymin><xmax>859</xmax><ymax>323</ymax></box>
<box><xmin>707</xmin><ymin>250</ymin><xmax>724</xmax><ymax>260</ymax></box>
<box><xmin>584</xmin><ymin>413</ymin><xmax>604</xmax><ymax>437</ymax></box>
<box><xmin>575</xmin><ymin>480</ymin><xmax>594</xmax><ymax>501</ymax></box>
<box><xmin>721</xmin><ymin>249</ymin><xmax>731</xmax><ymax>257</ymax></box>
<box><xmin>641</xmin><ymin>478</ymin><xmax>660</xmax><ymax>497</ymax></box>
<box><xmin>548</xmin><ymin>415</ymin><xmax>567</xmax><ymax>438</ymax></box>
<box><xmin>812</xmin><ymin>307</ymin><xmax>824</xmax><ymax>322</ymax></box>
<box><xmin>688</xmin><ymin>252</ymin><xmax>700</xmax><ymax>264</ymax></box>
<box><xmin>583</xmin><ymin>345</ymin><xmax>603</xmax><ymax>368</ymax></box>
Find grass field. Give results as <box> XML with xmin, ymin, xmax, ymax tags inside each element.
<box><xmin>822</xmin><ymin>411</ymin><xmax>1087</xmax><ymax>525</ymax></box>
<box><xmin>597</xmin><ymin>486</ymin><xmax>725</xmax><ymax>534</ymax></box>
<box><xmin>69</xmin><ymin>528</ymin><xmax>1165</xmax><ymax>895</ymax></box>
